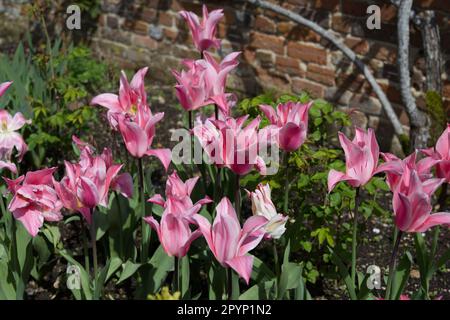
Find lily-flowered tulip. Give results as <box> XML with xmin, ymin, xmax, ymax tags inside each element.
<box><xmin>179</xmin><ymin>5</ymin><xmax>223</xmax><ymax>53</ymax></box>
<box><xmin>422</xmin><ymin>124</ymin><xmax>450</xmax><ymax>183</ymax></box>
<box><xmin>193</xmin><ymin>197</ymin><xmax>267</xmax><ymax>284</ymax></box>
<box><xmin>54</xmin><ymin>136</ymin><xmax>133</xmax><ymax>223</ymax></box>
<box><xmin>328</xmin><ymin>127</ymin><xmax>381</xmax><ymax>192</ymax></box>
<box><xmin>144</xmin><ymin>205</ymin><xmax>202</xmax><ymax>258</ymax></box>
<box><xmin>377</xmin><ymin>151</ymin><xmax>438</xmax><ymax>191</ymax></box>
<box><xmin>91</xmin><ymin>67</ymin><xmax>148</xmax><ymax>129</ymax></box>
<box><xmin>193</xmin><ymin>115</ymin><xmax>267</xmax><ymax>176</ymax></box>
<box><xmin>392</xmin><ymin>166</ymin><xmax>450</xmax><ymax>232</ymax></box>
<box><xmin>259</xmin><ymin>101</ymin><xmax>312</xmax><ymax>152</ymax></box>
<box><xmin>0</xmin><ymin>81</ymin><xmax>12</xmax><ymax>98</ymax></box>
<box><xmin>148</xmin><ymin>171</ymin><xmax>211</xmax><ymax>219</ymax></box>
<box><xmin>247</xmin><ymin>183</ymin><xmax>288</xmax><ymax>239</ymax></box>
<box><xmin>4</xmin><ymin>168</ymin><xmax>62</xmax><ymax>237</ymax></box>
<box><xmin>202</xmin><ymin>51</ymin><xmax>241</xmax><ymax>116</ymax></box>
<box><xmin>0</xmin><ymin>109</ymin><xmax>32</xmax><ymax>173</ymax></box>
<box><xmin>173</xmin><ymin>59</ymin><xmax>211</xmax><ymax>111</ymax></box>
<box><xmin>117</xmin><ymin>102</ymin><xmax>171</xmax><ymax>170</ymax></box>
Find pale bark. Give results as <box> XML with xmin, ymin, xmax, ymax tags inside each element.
<box><xmin>247</xmin><ymin>0</ymin><xmax>405</xmax><ymax>137</ymax></box>
<box><xmin>397</xmin><ymin>0</ymin><xmax>430</xmax><ymax>149</ymax></box>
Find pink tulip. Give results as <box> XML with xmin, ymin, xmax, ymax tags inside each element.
<box><xmin>202</xmin><ymin>51</ymin><xmax>241</xmax><ymax>116</ymax></box>
<box><xmin>259</xmin><ymin>101</ymin><xmax>312</xmax><ymax>152</ymax></box>
<box><xmin>0</xmin><ymin>109</ymin><xmax>32</xmax><ymax>174</ymax></box>
<box><xmin>193</xmin><ymin>115</ymin><xmax>267</xmax><ymax>176</ymax></box>
<box><xmin>173</xmin><ymin>59</ymin><xmax>211</xmax><ymax>111</ymax></box>
<box><xmin>4</xmin><ymin>168</ymin><xmax>63</xmax><ymax>237</ymax></box>
<box><xmin>193</xmin><ymin>197</ymin><xmax>267</xmax><ymax>284</ymax></box>
<box><xmin>392</xmin><ymin>166</ymin><xmax>450</xmax><ymax>232</ymax></box>
<box><xmin>328</xmin><ymin>127</ymin><xmax>381</xmax><ymax>192</ymax></box>
<box><xmin>91</xmin><ymin>67</ymin><xmax>148</xmax><ymax>129</ymax></box>
<box><xmin>422</xmin><ymin>124</ymin><xmax>450</xmax><ymax>183</ymax></box>
<box><xmin>117</xmin><ymin>102</ymin><xmax>171</xmax><ymax>170</ymax></box>
<box><xmin>247</xmin><ymin>183</ymin><xmax>288</xmax><ymax>239</ymax></box>
<box><xmin>54</xmin><ymin>136</ymin><xmax>132</xmax><ymax>223</ymax></box>
<box><xmin>179</xmin><ymin>5</ymin><xmax>223</xmax><ymax>53</ymax></box>
<box><xmin>144</xmin><ymin>205</ymin><xmax>202</xmax><ymax>258</ymax></box>
<box><xmin>0</xmin><ymin>81</ymin><xmax>12</xmax><ymax>98</ymax></box>
<box><xmin>376</xmin><ymin>151</ymin><xmax>438</xmax><ymax>191</ymax></box>
<box><xmin>148</xmin><ymin>171</ymin><xmax>211</xmax><ymax>220</ymax></box>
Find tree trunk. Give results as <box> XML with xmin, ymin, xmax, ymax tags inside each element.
<box><xmin>397</xmin><ymin>0</ymin><xmax>430</xmax><ymax>150</ymax></box>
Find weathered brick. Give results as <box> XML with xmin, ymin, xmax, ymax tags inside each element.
<box><xmin>159</xmin><ymin>12</ymin><xmax>174</xmax><ymax>27</ymax></box>
<box><xmin>287</xmin><ymin>42</ymin><xmax>327</xmax><ymax>64</ymax></box>
<box><xmin>256</xmin><ymin>49</ymin><xmax>275</xmax><ymax>68</ymax></box>
<box><xmin>332</xmin><ymin>14</ymin><xmax>352</xmax><ymax>33</ymax></box>
<box><xmin>314</xmin><ymin>0</ymin><xmax>339</xmax><ymax>11</ymax></box>
<box><xmin>141</xmin><ymin>8</ymin><xmax>157</xmax><ymax>23</ymax></box>
<box><xmin>292</xmin><ymin>78</ymin><xmax>325</xmax><ymax>98</ymax></box>
<box><xmin>106</xmin><ymin>15</ymin><xmax>119</xmax><ymax>29</ymax></box>
<box><xmin>132</xmin><ymin>34</ymin><xmax>158</xmax><ymax>50</ymax></box>
<box><xmin>254</xmin><ymin>15</ymin><xmax>276</xmax><ymax>34</ymax></box>
<box><xmin>344</xmin><ymin>36</ymin><xmax>369</xmax><ymax>55</ymax></box>
<box><xmin>350</xmin><ymin>94</ymin><xmax>382</xmax><ymax>115</ymax></box>
<box><xmin>277</xmin><ymin>22</ymin><xmax>294</xmax><ymax>35</ymax></box>
<box><xmin>249</xmin><ymin>32</ymin><xmax>285</xmax><ymax>55</ymax></box>
<box><xmin>163</xmin><ymin>27</ymin><xmax>178</xmax><ymax>41</ymax></box>
<box><xmin>276</xmin><ymin>56</ymin><xmax>302</xmax><ymax>76</ymax></box>
<box><xmin>306</xmin><ymin>64</ymin><xmax>336</xmax><ymax>86</ymax></box>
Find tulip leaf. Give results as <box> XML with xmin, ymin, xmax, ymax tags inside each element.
<box><xmin>330</xmin><ymin>248</ymin><xmax>357</xmax><ymax>300</ymax></box>
<box><xmin>391</xmin><ymin>251</ymin><xmax>413</xmax><ymax>300</ymax></box>
<box><xmin>251</xmin><ymin>256</ymin><xmax>275</xmax><ymax>282</ymax></box>
<box><xmin>117</xmin><ymin>260</ymin><xmax>141</xmax><ymax>284</ymax></box>
<box><xmin>58</xmin><ymin>249</ymin><xmax>92</xmax><ymax>300</ymax></box>
<box><xmin>278</xmin><ymin>262</ymin><xmax>302</xmax><ymax>299</ymax></box>
<box><xmin>181</xmin><ymin>256</ymin><xmax>190</xmax><ymax>299</ymax></box>
<box><xmin>105</xmin><ymin>257</ymin><xmax>122</xmax><ymax>283</ymax></box>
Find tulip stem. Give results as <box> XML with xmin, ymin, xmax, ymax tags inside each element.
<box><xmin>351</xmin><ymin>187</ymin><xmax>360</xmax><ymax>287</ymax></box>
<box><xmin>385</xmin><ymin>229</ymin><xmax>403</xmax><ymax>300</ymax></box>
<box><xmin>273</xmin><ymin>240</ymin><xmax>280</xmax><ymax>299</ymax></box>
<box><xmin>438</xmin><ymin>183</ymin><xmax>448</xmax><ymax>211</ymax></box>
<box><xmin>235</xmin><ymin>174</ymin><xmax>241</xmax><ymax>220</ymax></box>
<box><xmin>173</xmin><ymin>256</ymin><xmax>180</xmax><ymax>293</ymax></box>
<box><xmin>227</xmin><ymin>268</ymin><xmax>233</xmax><ymax>300</ymax></box>
<box><xmin>283</xmin><ymin>152</ymin><xmax>290</xmax><ymax>213</ymax></box>
<box><xmin>189</xmin><ymin>110</ymin><xmax>194</xmax><ymax>165</ymax></box>
<box><xmin>82</xmin><ymin>219</ymin><xmax>90</xmax><ymax>273</ymax></box>
<box><xmin>138</xmin><ymin>158</ymin><xmax>149</xmax><ymax>262</ymax></box>
<box><xmin>90</xmin><ymin>210</ymin><xmax>98</xmax><ymax>286</ymax></box>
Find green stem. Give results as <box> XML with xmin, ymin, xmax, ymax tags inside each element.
<box><xmin>235</xmin><ymin>174</ymin><xmax>241</xmax><ymax>220</ymax></box>
<box><xmin>173</xmin><ymin>256</ymin><xmax>180</xmax><ymax>293</ymax></box>
<box><xmin>273</xmin><ymin>240</ymin><xmax>279</xmax><ymax>299</ymax></box>
<box><xmin>138</xmin><ymin>158</ymin><xmax>148</xmax><ymax>262</ymax></box>
<box><xmin>90</xmin><ymin>209</ymin><xmax>98</xmax><ymax>284</ymax></box>
<box><xmin>283</xmin><ymin>152</ymin><xmax>290</xmax><ymax>213</ymax></box>
<box><xmin>227</xmin><ymin>267</ymin><xmax>232</xmax><ymax>300</ymax></box>
<box><xmin>351</xmin><ymin>187</ymin><xmax>360</xmax><ymax>286</ymax></box>
<box><xmin>114</xmin><ymin>191</ymin><xmax>124</xmax><ymax>256</ymax></box>
<box><xmin>82</xmin><ymin>219</ymin><xmax>90</xmax><ymax>273</ymax></box>
<box><xmin>385</xmin><ymin>229</ymin><xmax>403</xmax><ymax>300</ymax></box>
<box><xmin>189</xmin><ymin>110</ymin><xmax>194</xmax><ymax>165</ymax></box>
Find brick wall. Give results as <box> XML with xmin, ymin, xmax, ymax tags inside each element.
<box><xmin>1</xmin><ymin>0</ymin><xmax>450</xmax><ymax>150</ymax></box>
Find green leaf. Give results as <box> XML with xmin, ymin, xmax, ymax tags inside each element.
<box><xmin>330</xmin><ymin>249</ymin><xmax>357</xmax><ymax>300</ymax></box>
<box><xmin>117</xmin><ymin>260</ymin><xmax>141</xmax><ymax>284</ymax></box>
<box><xmin>391</xmin><ymin>251</ymin><xmax>413</xmax><ymax>300</ymax></box>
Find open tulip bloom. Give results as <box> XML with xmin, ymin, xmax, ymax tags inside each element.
<box><xmin>377</xmin><ymin>151</ymin><xmax>439</xmax><ymax>192</ymax></box>
<box><xmin>259</xmin><ymin>101</ymin><xmax>312</xmax><ymax>152</ymax></box>
<box><xmin>193</xmin><ymin>197</ymin><xmax>267</xmax><ymax>284</ymax></box>
<box><xmin>422</xmin><ymin>124</ymin><xmax>450</xmax><ymax>183</ymax></box>
<box><xmin>179</xmin><ymin>5</ymin><xmax>223</xmax><ymax>53</ymax></box>
<box><xmin>148</xmin><ymin>171</ymin><xmax>211</xmax><ymax>221</ymax></box>
<box><xmin>117</xmin><ymin>101</ymin><xmax>171</xmax><ymax>170</ymax></box>
<box><xmin>4</xmin><ymin>168</ymin><xmax>62</xmax><ymax>237</ymax></box>
<box><xmin>247</xmin><ymin>183</ymin><xmax>288</xmax><ymax>239</ymax></box>
<box><xmin>144</xmin><ymin>204</ymin><xmax>203</xmax><ymax>258</ymax></box>
<box><xmin>392</xmin><ymin>165</ymin><xmax>450</xmax><ymax>232</ymax></box>
<box><xmin>0</xmin><ymin>83</ymin><xmax>32</xmax><ymax>174</ymax></box>
<box><xmin>193</xmin><ymin>115</ymin><xmax>267</xmax><ymax>176</ymax></box>
<box><xmin>328</xmin><ymin>127</ymin><xmax>381</xmax><ymax>192</ymax></box>
<box><xmin>53</xmin><ymin>136</ymin><xmax>132</xmax><ymax>223</ymax></box>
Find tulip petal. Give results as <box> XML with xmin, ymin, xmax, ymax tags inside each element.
<box><xmin>226</xmin><ymin>255</ymin><xmax>254</xmax><ymax>284</ymax></box>
<box><xmin>148</xmin><ymin>194</ymin><xmax>166</xmax><ymax>207</ymax></box>
<box><xmin>112</xmin><ymin>172</ymin><xmax>133</xmax><ymax>199</ymax></box>
<box><xmin>414</xmin><ymin>212</ymin><xmax>450</xmax><ymax>232</ymax></box>
<box><xmin>13</xmin><ymin>207</ymin><xmax>44</xmax><ymax>237</ymax></box>
<box><xmin>146</xmin><ymin>148</ymin><xmax>172</xmax><ymax>171</ymax></box>
<box><xmin>91</xmin><ymin>93</ymin><xmax>121</xmax><ymax>112</ymax></box>
<box><xmin>259</xmin><ymin>104</ymin><xmax>278</xmax><ymax>125</ymax></box>
<box><xmin>0</xmin><ymin>81</ymin><xmax>12</xmax><ymax>97</ymax></box>
<box><xmin>279</xmin><ymin>122</ymin><xmax>303</xmax><ymax>152</ymax></box>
